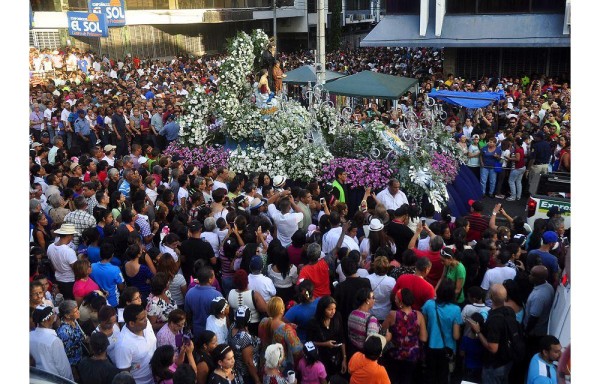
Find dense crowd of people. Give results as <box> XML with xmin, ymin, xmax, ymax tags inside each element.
<box><xmin>29</xmin><ymin>45</ymin><xmax>571</xmax><ymax>384</ymax></box>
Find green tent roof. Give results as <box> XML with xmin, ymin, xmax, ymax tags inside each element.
<box><xmin>322</xmin><ymin>71</ymin><xmax>419</xmax><ymax>100</ymax></box>
<box><xmin>282</xmin><ymin>65</ymin><xmax>346</xmax><ymax>85</ymax></box>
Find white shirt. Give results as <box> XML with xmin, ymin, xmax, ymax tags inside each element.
<box><xmin>177</xmin><ymin>187</ymin><xmax>189</xmax><ymax>204</ymax></box>
<box><xmin>60</xmin><ymin>108</ymin><xmax>70</xmax><ymax>125</ymax></box>
<box><xmin>359</xmin><ymin>238</ymin><xmax>396</xmax><ymax>260</ymax></box>
<box><xmin>248</xmin><ymin>273</ymin><xmax>277</xmax><ymax>302</ymax></box>
<box><xmin>268</xmin><ymin>204</ymin><xmax>303</xmax><ymax>248</ymax></box>
<box><xmin>367</xmin><ymin>273</ymin><xmax>396</xmax><ymax>320</ymax></box>
<box><xmin>336</xmin><ymin>265</ymin><xmax>369</xmax><ymax>283</ymax></box>
<box><xmin>480</xmin><ymin>266</ymin><xmax>517</xmax><ymax>291</ymax></box>
<box><xmin>102</xmin><ymin>155</ymin><xmax>115</xmax><ymax>167</ymax></box>
<box><xmin>29</xmin><ymin>327</ymin><xmax>73</xmax><ymax>380</ymax></box>
<box><xmin>146</xmin><ymin>187</ymin><xmax>158</xmax><ymax>204</ymax></box>
<box><xmin>93</xmin><ymin>324</ymin><xmax>121</xmax><ymax>363</ymax></box>
<box><xmin>200</xmin><ymin>231</ymin><xmax>220</xmax><ymax>255</ymax></box>
<box><xmin>462</xmin><ymin>125</ymin><xmax>474</xmax><ymax>140</ymax></box>
<box><xmin>212</xmin><ymin>180</ymin><xmax>228</xmax><ymax>192</ymax></box>
<box><xmin>114</xmin><ymin>324</ymin><xmax>157</xmax><ymax>384</ymax></box>
<box><xmin>376</xmin><ymin>188</ymin><xmax>409</xmax><ymax>211</ymax></box>
<box><xmin>322</xmin><ymin>226</ymin><xmax>360</xmax><ymax>256</ymax></box>
<box><xmin>47</xmin><ymin>242</ymin><xmax>77</xmax><ymax>282</ymax></box>
<box><xmin>206</xmin><ymin>315</ymin><xmax>228</xmax><ymax>344</ymax></box>
<box><xmin>159</xmin><ymin>244</ymin><xmax>179</xmax><ymax>263</ymax></box>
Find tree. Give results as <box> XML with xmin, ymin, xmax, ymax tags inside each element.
<box><xmin>328</xmin><ymin>0</ymin><xmax>342</xmax><ymax>52</ymax></box>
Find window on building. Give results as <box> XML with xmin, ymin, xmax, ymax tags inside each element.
<box><xmin>447</xmin><ymin>0</ymin><xmax>565</xmax><ymax>14</ymax></box>
<box><xmin>67</xmin><ymin>0</ymin><xmax>88</xmax><ymax>11</ymax></box>
<box><xmin>385</xmin><ymin>0</ymin><xmax>419</xmax><ymax>14</ymax></box>
<box><xmin>31</xmin><ymin>0</ymin><xmax>57</xmax><ymax>12</ymax></box>
<box><xmin>346</xmin><ymin>0</ymin><xmax>371</xmax><ymax>11</ymax></box>
<box><xmin>126</xmin><ymin>0</ymin><xmax>170</xmax><ymax>10</ymax></box>
<box><xmin>446</xmin><ymin>0</ymin><xmax>476</xmax><ymax>14</ymax></box>
<box><xmin>531</xmin><ymin>0</ymin><xmax>565</xmax><ymax>13</ymax></box>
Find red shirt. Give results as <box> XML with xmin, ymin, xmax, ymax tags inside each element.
<box><xmin>412</xmin><ymin>249</ymin><xmax>444</xmax><ymax>287</ymax></box>
<box><xmin>467</xmin><ymin>213</ymin><xmax>489</xmax><ymax>242</ymax></box>
<box><xmin>298</xmin><ymin>259</ymin><xmax>330</xmax><ymax>298</ymax></box>
<box><xmin>391</xmin><ymin>274</ymin><xmax>435</xmax><ymax>311</ymax></box>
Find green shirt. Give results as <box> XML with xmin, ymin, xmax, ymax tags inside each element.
<box><xmin>446</xmin><ymin>262</ymin><xmax>466</xmax><ymax>303</ymax></box>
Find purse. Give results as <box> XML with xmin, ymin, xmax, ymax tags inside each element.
<box><xmin>434</xmin><ymin>305</ymin><xmax>455</xmax><ymax>373</ymax></box>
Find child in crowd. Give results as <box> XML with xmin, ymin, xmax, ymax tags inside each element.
<box><xmin>206</xmin><ymin>296</ymin><xmax>229</xmax><ymax>344</ymax></box>
<box><xmin>297</xmin><ymin>342</ymin><xmax>328</xmax><ymax>384</ymax></box>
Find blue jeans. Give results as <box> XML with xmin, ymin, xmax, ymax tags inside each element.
<box><xmin>221</xmin><ymin>276</ymin><xmax>234</xmax><ymax>298</ymax></box>
<box><xmin>508</xmin><ymin>167</ymin><xmax>526</xmax><ymax>199</ymax></box>
<box><xmin>481</xmin><ymin>362</ymin><xmax>513</xmax><ymax>384</ymax></box>
<box><xmin>480</xmin><ymin>166</ymin><xmax>497</xmax><ymax>195</ymax></box>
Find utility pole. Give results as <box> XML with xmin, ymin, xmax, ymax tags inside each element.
<box><xmin>316</xmin><ymin>0</ymin><xmax>326</xmax><ymax>85</ymax></box>
<box><xmin>273</xmin><ymin>0</ymin><xmax>277</xmax><ymax>55</ymax></box>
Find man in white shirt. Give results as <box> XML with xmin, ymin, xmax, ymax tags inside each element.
<box><xmin>102</xmin><ymin>144</ymin><xmax>116</xmax><ymax>167</ymax></box>
<box><xmin>47</xmin><ymin>223</ymin><xmax>79</xmax><ymax>300</ymax></box>
<box><xmin>212</xmin><ymin>166</ymin><xmax>229</xmax><ymax>191</ymax></box>
<box><xmin>267</xmin><ymin>190</ymin><xmax>303</xmax><ymax>248</ymax></box>
<box><xmin>30</xmin><ymin>306</ymin><xmax>73</xmax><ymax>380</ymax></box>
<box><xmin>113</xmin><ymin>304</ymin><xmax>157</xmax><ymax>384</ymax></box>
<box><xmin>322</xmin><ymin>211</ymin><xmax>360</xmax><ymax>256</ymax></box>
<box><xmin>200</xmin><ymin>217</ymin><xmax>221</xmax><ymax>255</ymax></box>
<box><xmin>376</xmin><ymin>178</ymin><xmax>409</xmax><ymax>211</ymax></box>
<box><xmin>248</xmin><ymin>256</ymin><xmax>276</xmax><ymax>302</ymax></box>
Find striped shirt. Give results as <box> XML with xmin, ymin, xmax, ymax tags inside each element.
<box><xmin>348</xmin><ymin>309</ymin><xmax>380</xmax><ymax>351</ymax></box>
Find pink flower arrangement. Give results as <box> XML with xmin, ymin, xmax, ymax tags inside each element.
<box><xmin>430</xmin><ymin>152</ymin><xmax>459</xmax><ymax>183</ymax></box>
<box><xmin>321</xmin><ymin>158</ymin><xmax>393</xmax><ymax>189</ymax></box>
<box><xmin>164</xmin><ymin>142</ymin><xmax>230</xmax><ymax>170</ymax></box>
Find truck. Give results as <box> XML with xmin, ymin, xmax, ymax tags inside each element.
<box><xmin>526</xmin><ymin>172</ymin><xmax>571</xmax><ymax>229</ymax></box>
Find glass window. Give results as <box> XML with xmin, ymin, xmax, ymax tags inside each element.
<box><xmin>346</xmin><ymin>0</ymin><xmax>371</xmax><ymax>11</ymax></box>
<box><xmin>126</xmin><ymin>0</ymin><xmax>170</xmax><ymax>10</ymax></box>
<box><xmin>31</xmin><ymin>0</ymin><xmax>57</xmax><ymax>12</ymax></box>
<box><xmin>67</xmin><ymin>0</ymin><xmax>88</xmax><ymax>11</ymax></box>
<box><xmin>531</xmin><ymin>0</ymin><xmax>565</xmax><ymax>13</ymax></box>
<box><xmin>446</xmin><ymin>0</ymin><xmax>476</xmax><ymax>14</ymax></box>
<box><xmin>385</xmin><ymin>0</ymin><xmax>419</xmax><ymax>14</ymax></box>
<box><xmin>478</xmin><ymin>0</ymin><xmax>529</xmax><ymax>13</ymax></box>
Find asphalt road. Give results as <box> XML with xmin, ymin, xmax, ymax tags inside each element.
<box><xmin>479</xmin><ymin>194</ymin><xmax>529</xmax><ymax>225</ymax></box>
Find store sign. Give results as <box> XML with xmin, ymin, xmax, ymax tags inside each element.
<box><xmin>67</xmin><ymin>11</ymin><xmax>109</xmax><ymax>38</ymax></box>
<box><xmin>89</xmin><ymin>0</ymin><xmax>126</xmax><ymax>27</ymax></box>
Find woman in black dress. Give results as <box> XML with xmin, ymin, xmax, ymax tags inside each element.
<box><xmin>306</xmin><ymin>296</ymin><xmax>347</xmax><ymax>380</ymax></box>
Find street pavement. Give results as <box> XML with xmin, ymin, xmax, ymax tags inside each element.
<box><xmin>479</xmin><ymin>194</ymin><xmax>528</xmax><ymax>226</ymax></box>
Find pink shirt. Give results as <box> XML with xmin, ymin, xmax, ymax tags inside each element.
<box><xmin>73</xmin><ymin>278</ymin><xmax>100</xmax><ymax>299</ymax></box>
<box><xmin>298</xmin><ymin>358</ymin><xmax>327</xmax><ymax>384</ymax></box>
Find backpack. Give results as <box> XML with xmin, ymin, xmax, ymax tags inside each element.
<box><xmin>490</xmin><ymin>310</ymin><xmax>526</xmax><ymax>363</ymax></box>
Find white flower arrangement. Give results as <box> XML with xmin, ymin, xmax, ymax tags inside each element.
<box><xmin>315</xmin><ymin>103</ymin><xmax>339</xmax><ymax>137</ymax></box>
<box><xmin>178</xmin><ymin>90</ymin><xmax>215</xmax><ymax>147</ymax></box>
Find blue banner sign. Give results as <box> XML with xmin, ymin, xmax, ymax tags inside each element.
<box><xmin>67</xmin><ymin>11</ymin><xmax>109</xmax><ymax>38</ymax></box>
<box><xmin>89</xmin><ymin>0</ymin><xmax>126</xmax><ymax>27</ymax></box>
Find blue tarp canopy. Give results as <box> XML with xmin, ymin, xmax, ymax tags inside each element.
<box><xmin>428</xmin><ymin>89</ymin><xmax>506</xmax><ymax>109</ymax></box>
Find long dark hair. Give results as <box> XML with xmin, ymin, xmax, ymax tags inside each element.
<box><xmin>273</xmin><ymin>246</ymin><xmax>291</xmax><ymax>279</ymax></box>
<box><xmin>150</xmin><ymin>345</ymin><xmax>175</xmax><ymax>381</ymax></box>
<box><xmin>315</xmin><ymin>296</ymin><xmax>340</xmax><ymax>328</ymax></box>
<box><xmin>368</xmin><ymin>230</ymin><xmax>393</xmax><ymax>260</ymax></box>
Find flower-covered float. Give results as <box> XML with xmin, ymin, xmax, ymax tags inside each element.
<box><xmin>172</xmin><ymin>29</ymin><xmax>474</xmax><ymax>212</ymax></box>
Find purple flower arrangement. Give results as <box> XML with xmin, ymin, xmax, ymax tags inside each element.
<box><xmin>430</xmin><ymin>152</ymin><xmax>459</xmax><ymax>184</ymax></box>
<box><xmin>321</xmin><ymin>158</ymin><xmax>393</xmax><ymax>189</ymax></box>
<box><xmin>164</xmin><ymin>142</ymin><xmax>230</xmax><ymax>170</ymax></box>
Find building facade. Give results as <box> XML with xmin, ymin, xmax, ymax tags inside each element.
<box><xmin>362</xmin><ymin>0</ymin><xmax>571</xmax><ymax>79</ymax></box>
<box><xmin>30</xmin><ymin>0</ymin><xmax>331</xmax><ymax>57</ymax></box>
